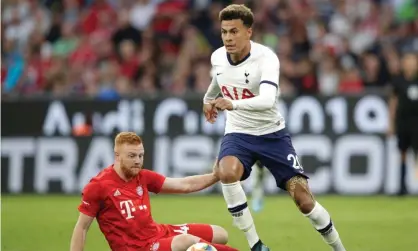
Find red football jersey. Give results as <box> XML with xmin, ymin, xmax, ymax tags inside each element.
<box><xmin>78</xmin><ymin>165</ymin><xmax>169</xmax><ymax>250</ymax></box>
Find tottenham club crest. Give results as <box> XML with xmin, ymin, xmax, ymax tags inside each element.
<box><xmin>244</xmin><ymin>70</ymin><xmax>250</xmax><ymax>84</ymax></box>
<box><xmin>136</xmin><ymin>186</ymin><xmax>143</xmax><ymax>197</ymax></box>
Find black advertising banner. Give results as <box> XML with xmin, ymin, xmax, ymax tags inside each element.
<box><xmin>2</xmin><ymin>95</ymin><xmax>418</xmax><ymax>195</ymax></box>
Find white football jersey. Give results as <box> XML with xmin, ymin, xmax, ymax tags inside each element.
<box><xmin>211</xmin><ymin>41</ymin><xmax>285</xmax><ymax>136</ymax></box>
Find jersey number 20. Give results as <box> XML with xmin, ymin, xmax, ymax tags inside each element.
<box><xmin>287</xmin><ymin>154</ymin><xmax>303</xmax><ymax>171</ymax></box>
<box><xmin>222</xmin><ymin>86</ymin><xmax>255</xmax><ymax>100</ymax></box>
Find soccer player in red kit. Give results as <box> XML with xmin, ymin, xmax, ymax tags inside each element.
<box><xmin>70</xmin><ymin>132</ymin><xmax>238</xmax><ymax>251</ymax></box>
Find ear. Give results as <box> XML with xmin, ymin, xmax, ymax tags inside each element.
<box><xmin>247</xmin><ymin>27</ymin><xmax>252</xmax><ymax>38</ymax></box>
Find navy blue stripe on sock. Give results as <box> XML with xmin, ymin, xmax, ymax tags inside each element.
<box><xmin>317</xmin><ymin>220</ymin><xmax>333</xmax><ymax>235</ymax></box>
<box><xmin>228</xmin><ymin>202</ymin><xmax>248</xmax><ymax>213</ymax></box>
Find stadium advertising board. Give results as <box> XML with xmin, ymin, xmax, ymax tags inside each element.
<box><xmin>2</xmin><ymin>95</ymin><xmax>418</xmax><ymax>195</ymax></box>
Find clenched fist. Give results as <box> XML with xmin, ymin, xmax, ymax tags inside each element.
<box><xmin>203</xmin><ymin>103</ymin><xmax>218</xmax><ymax>124</ymax></box>
<box><xmin>210</xmin><ymin>98</ymin><xmax>233</xmax><ymax>111</ymax></box>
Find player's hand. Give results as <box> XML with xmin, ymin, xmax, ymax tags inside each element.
<box><xmin>203</xmin><ymin>103</ymin><xmax>218</xmax><ymax>124</ymax></box>
<box><xmin>212</xmin><ymin>158</ymin><xmax>220</xmax><ymax>179</ymax></box>
<box><xmin>210</xmin><ymin>98</ymin><xmax>233</xmax><ymax>111</ymax></box>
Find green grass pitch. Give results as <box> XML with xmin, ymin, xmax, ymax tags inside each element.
<box><xmin>2</xmin><ymin>195</ymin><xmax>418</xmax><ymax>251</ymax></box>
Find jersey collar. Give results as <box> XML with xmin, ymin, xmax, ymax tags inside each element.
<box><xmin>226</xmin><ymin>41</ymin><xmax>252</xmax><ymax>66</ymax></box>
<box><xmin>227</xmin><ymin>51</ymin><xmax>251</xmax><ymax>66</ymax></box>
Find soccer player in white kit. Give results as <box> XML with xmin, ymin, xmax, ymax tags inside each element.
<box><xmin>203</xmin><ymin>4</ymin><xmax>347</xmax><ymax>251</ymax></box>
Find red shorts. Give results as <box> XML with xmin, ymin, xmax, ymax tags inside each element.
<box><xmin>145</xmin><ymin>223</ymin><xmax>213</xmax><ymax>251</ymax></box>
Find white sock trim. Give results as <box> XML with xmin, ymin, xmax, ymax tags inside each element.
<box><xmin>221</xmin><ymin>181</ymin><xmax>240</xmax><ymax>186</ymax></box>
<box><xmin>304</xmin><ymin>201</ymin><xmax>332</xmax><ymax>231</ymax></box>
<box><xmin>303</xmin><ymin>201</ymin><xmax>319</xmax><ymax>217</ymax></box>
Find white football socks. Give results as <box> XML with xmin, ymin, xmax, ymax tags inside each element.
<box><xmin>304</xmin><ymin>202</ymin><xmax>346</xmax><ymax>251</ymax></box>
<box><xmin>222</xmin><ymin>181</ymin><xmax>260</xmax><ymax>248</ymax></box>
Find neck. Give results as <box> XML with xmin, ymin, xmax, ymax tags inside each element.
<box><xmin>113</xmin><ymin>164</ymin><xmax>130</xmax><ymax>182</ymax></box>
<box><xmin>230</xmin><ymin>42</ymin><xmax>251</xmax><ymax>63</ymax></box>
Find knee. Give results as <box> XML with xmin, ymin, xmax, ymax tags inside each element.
<box><xmin>294</xmin><ymin>192</ymin><xmax>315</xmax><ymax>214</ymax></box>
<box><xmin>171</xmin><ymin>234</ymin><xmax>199</xmax><ymax>251</ymax></box>
<box><xmin>298</xmin><ymin>199</ymin><xmax>315</xmax><ymax>214</ymax></box>
<box><xmin>211</xmin><ymin>225</ymin><xmax>228</xmax><ymax>244</ymax></box>
<box><xmin>286</xmin><ymin>176</ymin><xmax>316</xmax><ymax>214</ymax></box>
<box><xmin>219</xmin><ymin>157</ymin><xmax>243</xmax><ymax>183</ymax></box>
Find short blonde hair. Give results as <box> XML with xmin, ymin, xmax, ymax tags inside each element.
<box><xmin>219</xmin><ymin>4</ymin><xmax>254</xmax><ymax>28</ymax></box>
<box><xmin>114</xmin><ymin>132</ymin><xmax>142</xmax><ymax>148</ymax></box>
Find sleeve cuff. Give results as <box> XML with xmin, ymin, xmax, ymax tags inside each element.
<box><xmin>155</xmin><ymin>177</ymin><xmax>167</xmax><ymax>194</ymax></box>
<box><xmin>260</xmin><ymin>80</ymin><xmax>278</xmax><ymax>88</ymax></box>
<box><xmin>78</xmin><ymin>207</ymin><xmax>96</xmax><ymax>218</ymax></box>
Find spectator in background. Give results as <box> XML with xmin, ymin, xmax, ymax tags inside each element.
<box><xmin>118</xmin><ymin>39</ymin><xmax>140</xmax><ymax>79</ymax></box>
<box><xmin>2</xmin><ymin>38</ymin><xmax>25</xmax><ymax>94</ymax></box>
<box><xmin>130</xmin><ymin>0</ymin><xmax>159</xmax><ymax>31</ymax></box>
<box><xmin>96</xmin><ymin>60</ymin><xmax>121</xmax><ymax>100</ymax></box>
<box><xmin>112</xmin><ymin>9</ymin><xmax>142</xmax><ymax>55</ymax></box>
<box><xmin>2</xmin><ymin>0</ymin><xmax>418</xmax><ymax>97</ymax></box>
<box><xmin>53</xmin><ymin>21</ymin><xmax>79</xmax><ymax>58</ymax></box>
<box><xmin>360</xmin><ymin>50</ymin><xmax>390</xmax><ymax>89</ymax></box>
<box><xmin>317</xmin><ymin>55</ymin><xmax>340</xmax><ymax>95</ymax></box>
<box><xmin>80</xmin><ymin>0</ymin><xmax>116</xmax><ymax>35</ymax></box>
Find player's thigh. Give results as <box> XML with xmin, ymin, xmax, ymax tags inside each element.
<box><xmin>187</xmin><ymin>224</ymin><xmax>227</xmax><ymax>244</ymax></box>
<box><xmin>258</xmin><ymin>129</ymin><xmax>308</xmax><ymax>190</ymax></box>
<box><xmin>168</xmin><ymin>223</ymin><xmax>227</xmax><ymax>244</ymax></box>
<box><xmin>218</xmin><ymin>133</ymin><xmax>256</xmax><ymax>181</ymax></box>
<box><xmin>147</xmin><ymin>235</ymin><xmax>198</xmax><ymax>251</ymax></box>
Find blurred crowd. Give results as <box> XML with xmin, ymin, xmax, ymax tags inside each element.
<box><xmin>1</xmin><ymin>0</ymin><xmax>417</xmax><ymax>99</ymax></box>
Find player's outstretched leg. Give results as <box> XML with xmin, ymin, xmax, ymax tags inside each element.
<box><xmin>218</xmin><ymin>156</ymin><xmax>269</xmax><ymax>251</ymax></box>
<box><xmin>169</xmin><ymin>234</ymin><xmax>238</xmax><ymax>251</ymax></box>
<box><xmin>210</xmin><ymin>225</ymin><xmax>229</xmax><ymax>244</ymax></box>
<box><xmin>251</xmin><ymin>161</ymin><xmax>265</xmax><ymax>212</ymax></box>
<box><xmin>172</xmin><ymin>223</ymin><xmax>229</xmax><ymax>244</ymax></box>
<box><xmin>286</xmin><ymin>175</ymin><xmax>346</xmax><ymax>251</ymax></box>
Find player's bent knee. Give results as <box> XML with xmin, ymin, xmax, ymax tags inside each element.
<box><xmin>210</xmin><ymin>225</ymin><xmax>228</xmax><ymax>244</ymax></box>
<box><xmin>293</xmin><ymin>190</ymin><xmax>315</xmax><ymax>214</ymax></box>
<box><xmin>171</xmin><ymin>234</ymin><xmax>199</xmax><ymax>251</ymax></box>
<box><xmin>297</xmin><ymin>198</ymin><xmax>315</xmax><ymax>214</ymax></box>
<box><xmin>287</xmin><ymin>176</ymin><xmax>316</xmax><ymax>214</ymax></box>
<box><xmin>219</xmin><ymin>156</ymin><xmax>244</xmax><ymax>183</ymax></box>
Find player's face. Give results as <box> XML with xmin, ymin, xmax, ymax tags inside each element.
<box><xmin>221</xmin><ymin>19</ymin><xmax>252</xmax><ymax>55</ymax></box>
<box><xmin>118</xmin><ymin>143</ymin><xmax>144</xmax><ymax>179</ymax></box>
